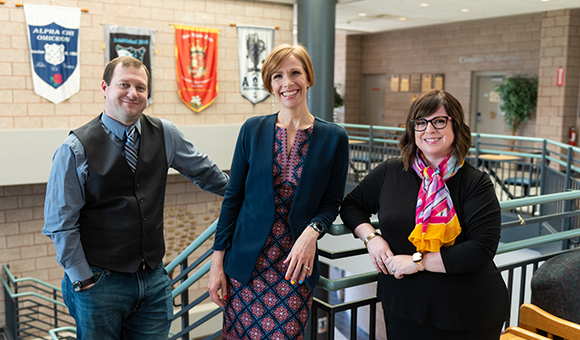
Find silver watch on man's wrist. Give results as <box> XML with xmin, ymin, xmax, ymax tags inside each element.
<box><xmin>308</xmin><ymin>222</ymin><xmax>323</xmax><ymax>235</ymax></box>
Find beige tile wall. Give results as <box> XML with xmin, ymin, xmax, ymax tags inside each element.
<box><xmin>0</xmin><ymin>0</ymin><xmax>293</xmax><ymax>130</ymax></box>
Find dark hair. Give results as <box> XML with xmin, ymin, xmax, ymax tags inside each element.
<box><xmin>261</xmin><ymin>44</ymin><xmax>315</xmax><ymax>93</ymax></box>
<box><xmin>399</xmin><ymin>89</ymin><xmax>471</xmax><ymax>170</ymax></box>
<box><xmin>102</xmin><ymin>56</ymin><xmax>150</xmax><ymax>90</ymax></box>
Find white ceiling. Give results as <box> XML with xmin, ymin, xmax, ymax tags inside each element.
<box><xmin>256</xmin><ymin>0</ymin><xmax>580</xmax><ymax>34</ymax></box>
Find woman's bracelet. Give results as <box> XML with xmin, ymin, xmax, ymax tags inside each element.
<box><xmin>363</xmin><ymin>232</ymin><xmax>382</xmax><ymax>247</ymax></box>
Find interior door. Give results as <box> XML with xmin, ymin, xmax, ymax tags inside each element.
<box><xmin>474</xmin><ymin>74</ymin><xmax>507</xmax><ymax>149</ymax></box>
<box><xmin>363</xmin><ymin>74</ymin><xmax>385</xmax><ymax>126</ymax></box>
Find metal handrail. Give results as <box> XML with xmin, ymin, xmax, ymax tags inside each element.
<box><xmin>48</xmin><ymin>326</ymin><xmax>77</xmax><ymax>340</ymax></box>
<box><xmin>2</xmin><ymin>263</ymin><xmax>61</xmax><ymax>291</ymax></box>
<box><xmin>0</xmin><ymin>278</ymin><xmax>67</xmax><ymax>308</ymax></box>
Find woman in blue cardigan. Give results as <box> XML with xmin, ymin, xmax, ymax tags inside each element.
<box><xmin>208</xmin><ymin>44</ymin><xmax>349</xmax><ymax>339</ymax></box>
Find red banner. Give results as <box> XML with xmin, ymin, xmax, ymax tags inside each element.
<box><xmin>175</xmin><ymin>25</ymin><xmax>219</xmax><ymax>112</ymax></box>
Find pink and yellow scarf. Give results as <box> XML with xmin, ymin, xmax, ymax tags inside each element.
<box><xmin>409</xmin><ymin>151</ymin><xmax>463</xmax><ymax>253</ymax></box>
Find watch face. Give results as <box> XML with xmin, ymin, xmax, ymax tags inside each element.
<box><xmin>413</xmin><ymin>252</ymin><xmax>423</xmax><ymax>262</ymax></box>
<box><xmin>72</xmin><ymin>281</ymin><xmax>81</xmax><ymax>292</ymax></box>
<box><xmin>310</xmin><ymin>223</ymin><xmax>322</xmax><ymax>233</ymax></box>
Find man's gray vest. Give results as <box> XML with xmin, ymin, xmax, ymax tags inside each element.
<box><xmin>73</xmin><ymin>114</ymin><xmax>168</xmax><ymax>273</ymax></box>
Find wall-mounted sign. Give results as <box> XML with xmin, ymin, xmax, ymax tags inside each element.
<box><xmin>557</xmin><ymin>67</ymin><xmax>565</xmax><ymax>87</ymax></box>
<box><xmin>411</xmin><ymin>74</ymin><xmax>421</xmax><ymax>92</ymax></box>
<box><xmin>434</xmin><ymin>73</ymin><xmax>444</xmax><ymax>90</ymax></box>
<box><xmin>400</xmin><ymin>74</ymin><xmax>410</xmax><ymax>92</ymax></box>
<box><xmin>421</xmin><ymin>74</ymin><xmax>432</xmax><ymax>92</ymax></box>
<box><xmin>390</xmin><ymin>74</ymin><xmax>400</xmax><ymax>92</ymax></box>
<box><xmin>458</xmin><ymin>54</ymin><xmax>522</xmax><ymax>64</ymax></box>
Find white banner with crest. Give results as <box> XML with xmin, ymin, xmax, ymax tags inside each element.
<box><xmin>104</xmin><ymin>25</ymin><xmax>156</xmax><ymax>105</ymax></box>
<box><xmin>24</xmin><ymin>4</ymin><xmax>81</xmax><ymax>104</ymax></box>
<box><xmin>236</xmin><ymin>25</ymin><xmax>274</xmax><ymax>104</ymax></box>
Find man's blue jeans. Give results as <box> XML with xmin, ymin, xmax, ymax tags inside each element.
<box><xmin>62</xmin><ymin>264</ymin><xmax>173</xmax><ymax>340</ymax></box>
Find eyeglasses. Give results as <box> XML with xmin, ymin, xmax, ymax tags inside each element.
<box><xmin>411</xmin><ymin>116</ymin><xmax>452</xmax><ymax>132</ymax></box>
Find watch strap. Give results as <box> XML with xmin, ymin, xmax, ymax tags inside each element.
<box><xmin>415</xmin><ymin>261</ymin><xmax>425</xmax><ymax>271</ymax></box>
<box><xmin>308</xmin><ymin>222</ymin><xmax>323</xmax><ymax>235</ymax></box>
<box><xmin>74</xmin><ymin>276</ymin><xmax>95</xmax><ymax>291</ymax></box>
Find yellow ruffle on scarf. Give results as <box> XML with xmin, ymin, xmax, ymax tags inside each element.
<box><xmin>408</xmin><ymin>215</ymin><xmax>462</xmax><ymax>253</ymax></box>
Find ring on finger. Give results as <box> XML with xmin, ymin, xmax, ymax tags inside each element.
<box><xmin>390</xmin><ymin>268</ymin><xmax>395</xmax><ymax>273</ymax></box>
<box><xmin>376</xmin><ymin>258</ymin><xmax>381</xmax><ymax>263</ymax></box>
<box><xmin>303</xmin><ymin>265</ymin><xmax>311</xmax><ymax>270</ymax></box>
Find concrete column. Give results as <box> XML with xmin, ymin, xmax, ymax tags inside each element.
<box><xmin>297</xmin><ymin>0</ymin><xmax>336</xmax><ymax>122</ymax></box>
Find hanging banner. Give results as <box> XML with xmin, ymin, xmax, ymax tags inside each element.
<box><xmin>24</xmin><ymin>4</ymin><xmax>80</xmax><ymax>104</ymax></box>
<box><xmin>236</xmin><ymin>25</ymin><xmax>274</xmax><ymax>104</ymax></box>
<box><xmin>104</xmin><ymin>25</ymin><xmax>156</xmax><ymax>105</ymax></box>
<box><xmin>174</xmin><ymin>25</ymin><xmax>219</xmax><ymax>112</ymax></box>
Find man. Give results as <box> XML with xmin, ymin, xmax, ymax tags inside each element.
<box><xmin>43</xmin><ymin>56</ymin><xmax>229</xmax><ymax>339</ymax></box>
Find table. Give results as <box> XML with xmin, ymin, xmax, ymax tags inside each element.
<box><xmin>478</xmin><ymin>154</ymin><xmax>531</xmax><ymax>201</ymax></box>
<box><xmin>478</xmin><ymin>154</ymin><xmax>523</xmax><ymax>162</ymax></box>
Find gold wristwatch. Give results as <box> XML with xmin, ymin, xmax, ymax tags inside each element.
<box><xmin>413</xmin><ymin>252</ymin><xmax>425</xmax><ymax>271</ymax></box>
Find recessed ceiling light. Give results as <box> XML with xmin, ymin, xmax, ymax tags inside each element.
<box><xmin>540</xmin><ymin>0</ymin><xmax>550</xmax><ymax>2</ymax></box>
<box><xmin>399</xmin><ymin>17</ymin><xmax>406</xmax><ymax>21</ymax></box>
<box><xmin>420</xmin><ymin>3</ymin><xmax>429</xmax><ymax>7</ymax></box>
<box><xmin>461</xmin><ymin>9</ymin><xmax>469</xmax><ymax>12</ymax></box>
<box><xmin>358</xmin><ymin>13</ymin><xmax>366</xmax><ymax>16</ymax></box>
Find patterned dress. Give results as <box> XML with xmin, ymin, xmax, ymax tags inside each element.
<box><xmin>222</xmin><ymin>125</ymin><xmax>314</xmax><ymax>340</ymax></box>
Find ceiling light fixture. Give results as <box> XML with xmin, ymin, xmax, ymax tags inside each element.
<box><xmin>399</xmin><ymin>17</ymin><xmax>406</xmax><ymax>21</ymax></box>
<box><xmin>540</xmin><ymin>0</ymin><xmax>550</xmax><ymax>2</ymax></box>
<box><xmin>358</xmin><ymin>13</ymin><xmax>366</xmax><ymax>16</ymax></box>
<box><xmin>461</xmin><ymin>9</ymin><xmax>469</xmax><ymax>12</ymax></box>
<box><xmin>420</xmin><ymin>3</ymin><xmax>429</xmax><ymax>7</ymax></box>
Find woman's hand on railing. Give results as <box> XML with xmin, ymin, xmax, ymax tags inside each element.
<box><xmin>208</xmin><ymin>250</ymin><xmax>228</xmax><ymax>308</ymax></box>
<box><xmin>353</xmin><ymin>223</ymin><xmax>394</xmax><ymax>275</ymax></box>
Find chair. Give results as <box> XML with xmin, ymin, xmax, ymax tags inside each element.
<box><xmin>501</xmin><ymin>326</ymin><xmax>549</xmax><ymax>339</ymax></box>
<box><xmin>512</xmin><ymin>303</ymin><xmax>580</xmax><ymax>340</ymax></box>
<box><xmin>531</xmin><ymin>250</ymin><xmax>580</xmax><ymax>324</ymax></box>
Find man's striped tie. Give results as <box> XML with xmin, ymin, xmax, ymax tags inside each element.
<box><xmin>125</xmin><ymin>125</ymin><xmax>138</xmax><ymax>172</ymax></box>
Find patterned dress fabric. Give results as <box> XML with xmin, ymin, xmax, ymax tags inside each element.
<box><xmin>222</xmin><ymin>125</ymin><xmax>314</xmax><ymax>340</ymax></box>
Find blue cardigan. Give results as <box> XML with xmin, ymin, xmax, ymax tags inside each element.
<box><xmin>214</xmin><ymin>113</ymin><xmax>350</xmax><ymax>289</ymax></box>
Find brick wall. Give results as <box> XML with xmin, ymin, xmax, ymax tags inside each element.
<box><xmin>0</xmin><ymin>0</ymin><xmax>293</xmax><ymax>129</ymax></box>
<box><xmin>536</xmin><ymin>9</ymin><xmax>580</xmax><ymax>144</ymax></box>
<box><xmin>344</xmin><ymin>13</ymin><xmax>543</xmax><ymax>135</ymax></box>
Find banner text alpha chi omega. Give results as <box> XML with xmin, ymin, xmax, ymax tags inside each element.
<box><xmin>24</xmin><ymin>4</ymin><xmax>80</xmax><ymax>104</ymax></box>
<box><xmin>175</xmin><ymin>25</ymin><xmax>219</xmax><ymax>113</ymax></box>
